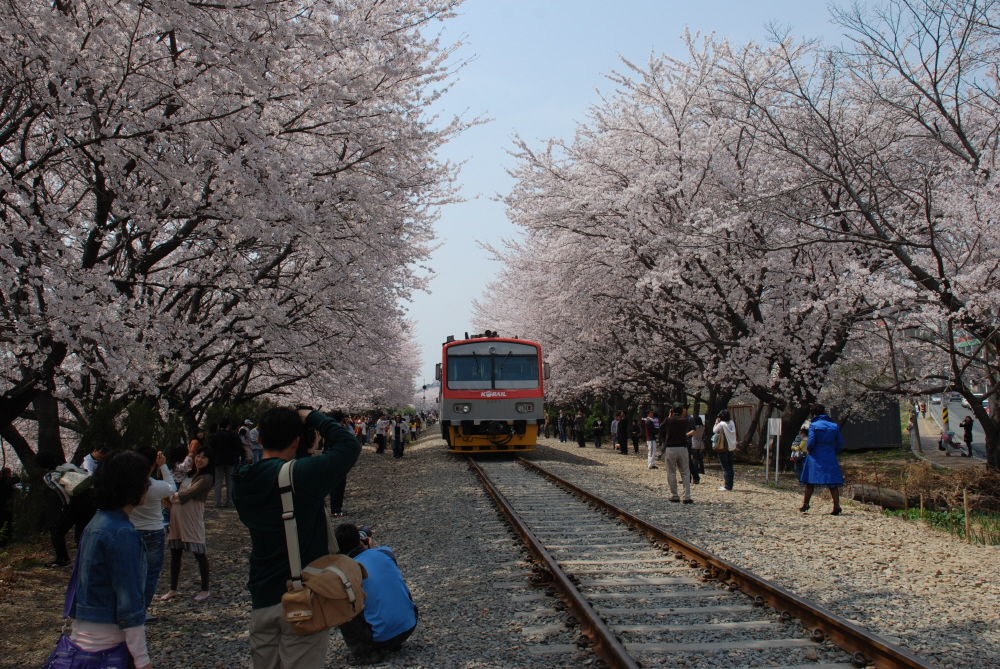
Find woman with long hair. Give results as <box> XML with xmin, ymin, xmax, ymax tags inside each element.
<box><xmin>161</xmin><ymin>447</ymin><xmax>215</xmax><ymax>602</ymax></box>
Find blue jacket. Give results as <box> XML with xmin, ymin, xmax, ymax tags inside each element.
<box><xmin>71</xmin><ymin>509</ymin><xmax>147</xmax><ymax>628</ymax></box>
<box><xmin>353</xmin><ymin>547</ymin><xmax>416</xmax><ymax>642</ymax></box>
<box><xmin>800</xmin><ymin>415</ymin><xmax>845</xmax><ymax>487</ymax></box>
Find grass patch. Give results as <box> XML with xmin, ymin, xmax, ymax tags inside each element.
<box><xmin>885</xmin><ymin>507</ymin><xmax>1000</xmax><ymax>545</ymax></box>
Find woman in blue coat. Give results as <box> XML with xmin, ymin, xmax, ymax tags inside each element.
<box><xmin>799</xmin><ymin>404</ymin><xmax>845</xmax><ymax>515</ymax></box>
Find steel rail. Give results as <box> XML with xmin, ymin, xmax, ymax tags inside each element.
<box><xmin>519</xmin><ymin>457</ymin><xmax>938</xmax><ymax>669</ymax></box>
<box><xmin>467</xmin><ymin>457</ymin><xmax>641</xmax><ymax>669</ymax></box>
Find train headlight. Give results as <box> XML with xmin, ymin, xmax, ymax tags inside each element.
<box><xmin>453</xmin><ymin>403</ymin><xmax>472</xmax><ymax>414</ymax></box>
<box><xmin>515</xmin><ymin>402</ymin><xmax>534</xmax><ymax>413</ymax></box>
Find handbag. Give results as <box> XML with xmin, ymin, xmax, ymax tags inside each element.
<box><xmin>279</xmin><ymin>459</ymin><xmax>367</xmax><ymax>635</ymax></box>
<box><xmin>711</xmin><ymin>432</ymin><xmax>726</xmax><ymax>452</ymax></box>
<box><xmin>43</xmin><ymin>556</ymin><xmax>134</xmax><ymax>669</ymax></box>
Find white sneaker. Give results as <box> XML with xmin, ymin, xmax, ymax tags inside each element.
<box><xmin>717</xmin><ymin>486</ymin><xmax>728</xmax><ymax>491</ymax></box>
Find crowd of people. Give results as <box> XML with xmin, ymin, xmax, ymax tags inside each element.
<box><xmin>545</xmin><ymin>403</ymin><xmax>845</xmax><ymax>513</ymax></box>
<box><xmin>36</xmin><ymin>406</ymin><xmax>435</xmax><ymax>669</ymax></box>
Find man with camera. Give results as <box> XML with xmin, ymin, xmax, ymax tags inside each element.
<box><xmin>233</xmin><ymin>407</ymin><xmax>361</xmax><ymax>669</ymax></box>
<box><xmin>334</xmin><ymin>523</ymin><xmax>418</xmax><ymax>665</ymax></box>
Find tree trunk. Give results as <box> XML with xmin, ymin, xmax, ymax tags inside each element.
<box><xmin>33</xmin><ymin>391</ymin><xmax>65</xmax><ymax>463</ymax></box>
<box><xmin>778</xmin><ymin>404</ymin><xmax>812</xmax><ymax>472</ymax></box>
<box><xmin>0</xmin><ymin>425</ymin><xmax>39</xmax><ymax>473</ymax></box>
<box><xmin>0</xmin><ymin>340</ymin><xmax>68</xmax><ymax>433</ymax></box>
<box><xmin>740</xmin><ymin>402</ymin><xmax>766</xmax><ymax>453</ymax></box>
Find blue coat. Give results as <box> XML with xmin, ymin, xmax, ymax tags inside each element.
<box><xmin>800</xmin><ymin>415</ymin><xmax>844</xmax><ymax>487</ymax></box>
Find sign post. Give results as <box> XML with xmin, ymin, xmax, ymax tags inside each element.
<box><xmin>767</xmin><ymin>418</ymin><xmax>782</xmax><ymax>484</ymax></box>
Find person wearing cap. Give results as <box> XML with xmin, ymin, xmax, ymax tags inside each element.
<box><xmin>657</xmin><ymin>403</ymin><xmax>695</xmax><ymax>503</ymax></box>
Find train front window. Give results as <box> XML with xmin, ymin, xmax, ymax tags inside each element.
<box><xmin>446</xmin><ymin>342</ymin><xmax>540</xmax><ymax>390</ymax></box>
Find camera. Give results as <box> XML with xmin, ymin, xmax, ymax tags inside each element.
<box><xmin>358</xmin><ymin>525</ymin><xmax>373</xmax><ymax>541</ymax></box>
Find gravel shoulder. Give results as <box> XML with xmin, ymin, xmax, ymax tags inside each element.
<box><xmin>2</xmin><ymin>434</ymin><xmax>571</xmax><ymax>669</ymax></box>
<box><xmin>525</xmin><ymin>437</ymin><xmax>1000</xmax><ymax>669</ymax></box>
<box><xmin>5</xmin><ymin>433</ymin><xmax>995</xmax><ymax>669</ymax></box>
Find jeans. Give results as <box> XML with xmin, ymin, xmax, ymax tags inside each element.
<box><xmin>137</xmin><ymin>528</ymin><xmax>165</xmax><ymax>608</ymax></box>
<box><xmin>594</xmin><ymin>433</ymin><xmax>602</xmax><ymax>448</ymax></box>
<box><xmin>215</xmin><ymin>464</ymin><xmax>236</xmax><ymax>506</ymax></box>
<box><xmin>392</xmin><ymin>437</ymin><xmax>404</xmax><ymax>458</ymax></box>
<box><xmin>251</xmin><ymin>449</ymin><xmax>263</xmax><ymax>464</ymax></box>
<box><xmin>717</xmin><ymin>450</ymin><xmax>735</xmax><ymax>490</ymax></box>
<box><xmin>339</xmin><ymin>606</ymin><xmax>418</xmax><ymax>654</ymax></box>
<box><xmin>559</xmin><ymin>425</ymin><xmax>566</xmax><ymax>442</ymax></box>
<box><xmin>793</xmin><ymin>457</ymin><xmax>804</xmax><ymax>479</ymax></box>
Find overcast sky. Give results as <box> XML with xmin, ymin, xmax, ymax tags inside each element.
<box><xmin>406</xmin><ymin>0</ymin><xmax>836</xmax><ymax>389</ymax></box>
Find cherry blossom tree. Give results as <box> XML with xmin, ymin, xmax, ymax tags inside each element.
<box><xmin>1</xmin><ymin>0</ymin><xmax>465</xmax><ymax>467</ymax></box>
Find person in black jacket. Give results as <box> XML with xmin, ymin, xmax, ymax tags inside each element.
<box><xmin>211</xmin><ymin>420</ymin><xmax>244</xmax><ymax>508</ymax></box>
<box><xmin>617</xmin><ymin>412</ymin><xmax>629</xmax><ymax>455</ymax></box>
<box><xmin>574</xmin><ymin>411</ymin><xmax>586</xmax><ymax>448</ymax></box>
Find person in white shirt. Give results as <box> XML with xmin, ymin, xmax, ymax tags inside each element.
<box><xmin>81</xmin><ymin>446</ymin><xmax>109</xmax><ymax>475</ymax></box>
<box><xmin>374</xmin><ymin>414</ymin><xmax>390</xmax><ymax>454</ymax></box>
<box><xmin>132</xmin><ymin>446</ymin><xmax>178</xmax><ymax>621</ymax></box>
<box><xmin>712</xmin><ymin>410</ymin><xmax>738</xmax><ymax>491</ymax></box>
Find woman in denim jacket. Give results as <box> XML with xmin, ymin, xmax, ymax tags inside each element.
<box><xmin>69</xmin><ymin>450</ymin><xmax>153</xmax><ymax>669</ymax></box>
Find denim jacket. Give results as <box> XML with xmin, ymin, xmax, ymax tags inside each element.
<box><xmin>70</xmin><ymin>509</ymin><xmax>147</xmax><ymax>628</ymax></box>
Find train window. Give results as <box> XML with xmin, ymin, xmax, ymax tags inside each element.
<box><xmin>446</xmin><ymin>342</ymin><xmax>540</xmax><ymax>390</ymax></box>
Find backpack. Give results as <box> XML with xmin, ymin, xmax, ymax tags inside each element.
<box><xmin>279</xmin><ymin>460</ymin><xmax>367</xmax><ymax>635</ymax></box>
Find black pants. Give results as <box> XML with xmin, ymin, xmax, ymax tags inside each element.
<box><xmin>631</xmin><ymin>436</ymin><xmax>640</xmax><ymax>453</ymax></box>
<box><xmin>687</xmin><ymin>445</ymin><xmax>701</xmax><ymax>482</ymax></box>
<box><xmin>340</xmin><ymin>607</ymin><xmax>418</xmax><ymax>654</ymax></box>
<box><xmin>392</xmin><ymin>436</ymin><xmax>404</xmax><ymax>458</ymax></box>
<box><xmin>50</xmin><ymin>494</ymin><xmax>96</xmax><ymax>564</ymax></box>
<box><xmin>690</xmin><ymin>448</ymin><xmax>705</xmax><ymax>475</ymax></box>
<box><xmin>330</xmin><ymin>478</ymin><xmax>347</xmax><ymax>514</ymax></box>
<box><xmin>577</xmin><ymin>432</ymin><xmax>586</xmax><ymax>448</ymax></box>
<box><xmin>374</xmin><ymin>434</ymin><xmax>386</xmax><ymax>453</ymax></box>
<box><xmin>170</xmin><ymin>549</ymin><xmax>209</xmax><ymax>591</ymax></box>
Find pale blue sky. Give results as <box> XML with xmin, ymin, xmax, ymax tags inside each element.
<box><xmin>407</xmin><ymin>0</ymin><xmax>836</xmax><ymax>388</ymax></box>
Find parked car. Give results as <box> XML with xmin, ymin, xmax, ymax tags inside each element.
<box><xmin>947</xmin><ymin>392</ymin><xmax>962</xmax><ymax>402</ymax></box>
<box><xmin>930</xmin><ymin>395</ymin><xmax>942</xmax><ymax>405</ymax></box>
<box><xmin>962</xmin><ymin>394</ymin><xmax>989</xmax><ymax>409</ymax></box>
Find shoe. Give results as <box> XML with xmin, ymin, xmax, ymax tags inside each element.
<box><xmin>46</xmin><ymin>561</ymin><xmax>71</xmax><ymax>569</ymax></box>
<box><xmin>347</xmin><ymin>649</ymin><xmax>385</xmax><ymax>666</ymax></box>
<box><xmin>693</xmin><ymin>479</ymin><xmax>701</xmax><ymax>484</ymax></box>
<box><xmin>717</xmin><ymin>486</ymin><xmax>728</xmax><ymax>491</ymax></box>
<box><xmin>194</xmin><ymin>591</ymin><xmax>211</xmax><ymax>602</ymax></box>
<box><xmin>831</xmin><ymin>508</ymin><xmax>843</xmax><ymax>516</ymax></box>
<box><xmin>682</xmin><ymin>499</ymin><xmax>694</xmax><ymax>505</ymax></box>
<box><xmin>799</xmin><ymin>505</ymin><xmax>810</xmax><ymax>513</ymax></box>
<box><xmin>159</xmin><ymin>591</ymin><xmax>178</xmax><ymax>602</ymax></box>
<box><xmin>669</xmin><ymin>497</ymin><xmax>680</xmax><ymax>503</ymax></box>
<box><xmin>145</xmin><ymin>614</ymin><xmax>159</xmax><ymax>624</ymax></box>
<box><xmin>648</xmin><ymin>466</ymin><xmax>658</xmax><ymax>470</ymax></box>
<box><xmin>330</xmin><ymin>511</ymin><xmax>345</xmax><ymax>517</ymax></box>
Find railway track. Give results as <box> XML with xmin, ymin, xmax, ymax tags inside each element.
<box><xmin>470</xmin><ymin>457</ymin><xmax>937</xmax><ymax>669</ymax></box>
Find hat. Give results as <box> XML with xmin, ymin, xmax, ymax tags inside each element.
<box><xmin>672</xmin><ymin>402</ymin><xmax>684</xmax><ymax>410</ymax></box>
<box><xmin>244</xmin><ymin>419</ymin><xmax>254</xmax><ymax>425</ymax></box>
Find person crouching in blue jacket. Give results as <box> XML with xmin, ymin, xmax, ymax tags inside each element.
<box><xmin>334</xmin><ymin>523</ymin><xmax>418</xmax><ymax>666</ymax></box>
<box><xmin>799</xmin><ymin>403</ymin><xmax>845</xmax><ymax>516</ymax></box>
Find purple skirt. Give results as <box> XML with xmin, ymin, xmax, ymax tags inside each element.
<box><xmin>44</xmin><ymin>635</ymin><xmax>134</xmax><ymax>669</ymax></box>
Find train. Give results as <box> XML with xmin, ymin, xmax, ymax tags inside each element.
<box><xmin>436</xmin><ymin>331</ymin><xmax>548</xmax><ymax>453</ymax></box>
